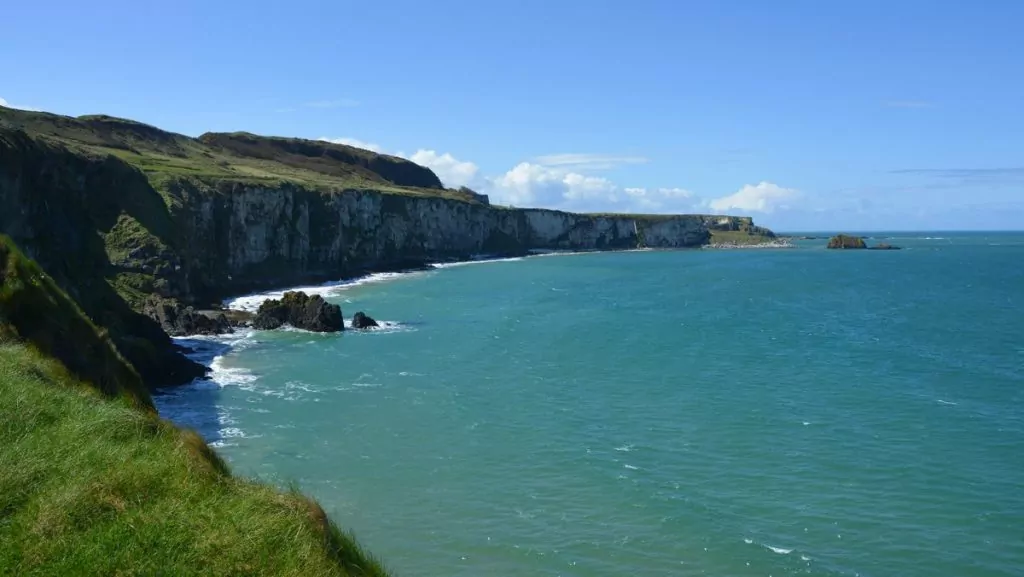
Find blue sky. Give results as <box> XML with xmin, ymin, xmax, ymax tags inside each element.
<box><xmin>3</xmin><ymin>0</ymin><xmax>1022</xmax><ymax>231</ymax></box>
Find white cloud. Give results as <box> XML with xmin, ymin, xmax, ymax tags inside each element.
<box><xmin>533</xmin><ymin>153</ymin><xmax>649</xmax><ymax>170</ymax></box>
<box><xmin>708</xmin><ymin>181</ymin><xmax>798</xmax><ymax>213</ymax></box>
<box><xmin>409</xmin><ymin>150</ymin><xmax>480</xmax><ymax>188</ymax></box>
<box><xmin>304</xmin><ymin>98</ymin><xmax>360</xmax><ymax>109</ymax></box>
<box><xmin>316</xmin><ymin>136</ymin><xmax>792</xmax><ymax>216</ymax></box>
<box><xmin>0</xmin><ymin>97</ymin><xmax>40</xmax><ymax>111</ymax></box>
<box><xmin>620</xmin><ymin>187</ymin><xmax>698</xmax><ymax>210</ymax></box>
<box><xmin>319</xmin><ymin>137</ymin><xmax>383</xmax><ymax>153</ymax></box>
<box><xmin>489</xmin><ymin>162</ymin><xmax>618</xmax><ymax>208</ymax></box>
<box><xmin>487</xmin><ymin>164</ymin><xmax>696</xmax><ymax>212</ymax></box>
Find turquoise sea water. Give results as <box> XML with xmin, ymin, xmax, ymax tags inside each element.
<box><xmin>156</xmin><ymin>233</ymin><xmax>1024</xmax><ymax>576</ymax></box>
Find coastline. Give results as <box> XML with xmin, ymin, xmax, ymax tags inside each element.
<box><xmin>219</xmin><ymin>247</ymin><xmax>663</xmax><ymax>313</ymax></box>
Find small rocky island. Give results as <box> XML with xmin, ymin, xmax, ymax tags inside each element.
<box><xmin>253</xmin><ymin>291</ymin><xmax>344</xmax><ymax>332</ymax></box>
<box><xmin>351</xmin><ymin>311</ymin><xmax>379</xmax><ymax>329</ymax></box>
<box><xmin>827</xmin><ymin>235</ymin><xmax>901</xmax><ymax>250</ymax></box>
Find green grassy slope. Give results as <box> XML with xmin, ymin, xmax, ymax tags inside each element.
<box><xmin>0</xmin><ymin>235</ymin><xmax>153</xmax><ymax>411</ymax></box>
<box><xmin>0</xmin><ymin>107</ymin><xmax>477</xmax><ymax>201</ymax></box>
<box><xmin>0</xmin><ymin>236</ymin><xmax>388</xmax><ymax>576</ymax></box>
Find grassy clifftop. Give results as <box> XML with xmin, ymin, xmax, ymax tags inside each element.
<box><xmin>0</xmin><ymin>235</ymin><xmax>388</xmax><ymax>576</ymax></box>
<box><xmin>0</xmin><ymin>107</ymin><xmax>475</xmax><ymax>201</ymax></box>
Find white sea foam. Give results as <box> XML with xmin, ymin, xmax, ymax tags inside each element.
<box><xmin>801</xmin><ymin>555</ymin><xmax>812</xmax><ymax>561</ymax></box>
<box><xmin>937</xmin><ymin>399</ymin><xmax>958</xmax><ymax>406</ymax></box>
<box><xmin>623</xmin><ymin>464</ymin><xmax>640</xmax><ymax>470</ymax></box>
<box><xmin>764</xmin><ymin>544</ymin><xmax>792</xmax><ymax>555</ymax></box>
<box><xmin>743</xmin><ymin>538</ymin><xmax>754</xmax><ymax>544</ymax></box>
<box><xmin>343</xmin><ymin>319</ymin><xmax>412</xmax><ymax>333</ymax></box>
<box><xmin>157</xmin><ymin>331</ymin><xmax>265</xmax><ymax>446</ymax></box>
<box><xmin>614</xmin><ymin>444</ymin><xmax>634</xmax><ymax>452</ymax></box>
<box><xmin>431</xmin><ymin>256</ymin><xmax>525</xmax><ymax>268</ymax></box>
<box><xmin>224</xmin><ymin>271</ymin><xmax>425</xmax><ymax>312</ymax></box>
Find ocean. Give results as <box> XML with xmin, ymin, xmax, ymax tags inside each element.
<box><xmin>155</xmin><ymin>233</ymin><xmax>1024</xmax><ymax>577</ymax></box>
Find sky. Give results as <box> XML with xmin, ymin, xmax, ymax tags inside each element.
<box><xmin>2</xmin><ymin>0</ymin><xmax>1023</xmax><ymax>231</ymax></box>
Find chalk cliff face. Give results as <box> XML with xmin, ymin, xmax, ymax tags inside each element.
<box><xmin>158</xmin><ymin>180</ymin><xmax>724</xmax><ymax>303</ymax></box>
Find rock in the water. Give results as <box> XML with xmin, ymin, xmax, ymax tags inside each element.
<box><xmin>144</xmin><ymin>298</ymin><xmax>233</xmax><ymax>336</ymax></box>
<box><xmin>253</xmin><ymin>291</ymin><xmax>343</xmax><ymax>332</ymax></box>
<box><xmin>826</xmin><ymin>234</ymin><xmax>867</xmax><ymax>249</ymax></box>
<box><xmin>868</xmin><ymin>243</ymin><xmax>902</xmax><ymax>250</ymax></box>
<box><xmin>351</xmin><ymin>311</ymin><xmax>379</xmax><ymax>329</ymax></box>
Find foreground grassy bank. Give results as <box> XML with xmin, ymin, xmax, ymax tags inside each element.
<box><xmin>0</xmin><ymin>235</ymin><xmax>388</xmax><ymax>576</ymax></box>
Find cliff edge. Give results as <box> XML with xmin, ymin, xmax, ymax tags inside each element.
<box><xmin>0</xmin><ymin>235</ymin><xmax>388</xmax><ymax>576</ymax></box>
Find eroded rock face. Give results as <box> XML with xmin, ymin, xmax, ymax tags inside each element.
<box><xmin>351</xmin><ymin>311</ymin><xmax>379</xmax><ymax>329</ymax></box>
<box><xmin>144</xmin><ymin>298</ymin><xmax>232</xmax><ymax>336</ymax></box>
<box><xmin>252</xmin><ymin>291</ymin><xmax>343</xmax><ymax>332</ymax></box>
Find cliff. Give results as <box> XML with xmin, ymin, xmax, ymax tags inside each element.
<box><xmin>0</xmin><ymin>235</ymin><xmax>388</xmax><ymax>576</ymax></box>
<box><xmin>0</xmin><ymin>106</ymin><xmax>774</xmax><ymax>384</ymax></box>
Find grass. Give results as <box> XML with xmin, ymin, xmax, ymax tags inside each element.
<box><xmin>0</xmin><ymin>235</ymin><xmax>152</xmax><ymax>411</ymax></box>
<box><xmin>0</xmin><ymin>343</ymin><xmax>389</xmax><ymax>577</ymax></box>
<box><xmin>0</xmin><ymin>107</ymin><xmax>480</xmax><ymax>203</ymax></box>
<box><xmin>0</xmin><ymin>235</ymin><xmax>390</xmax><ymax>576</ymax></box>
<box><xmin>708</xmin><ymin>229</ymin><xmax>778</xmax><ymax>245</ymax></box>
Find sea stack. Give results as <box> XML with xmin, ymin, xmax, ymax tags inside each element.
<box><xmin>351</xmin><ymin>311</ymin><xmax>380</xmax><ymax>329</ymax></box>
<box><xmin>252</xmin><ymin>291</ymin><xmax>344</xmax><ymax>332</ymax></box>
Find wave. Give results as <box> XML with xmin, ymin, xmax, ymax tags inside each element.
<box><xmin>764</xmin><ymin>544</ymin><xmax>792</xmax><ymax>555</ymax></box>
<box><xmin>431</xmin><ymin>256</ymin><xmax>525</xmax><ymax>269</ymax></box>
<box><xmin>342</xmin><ymin>319</ymin><xmax>413</xmax><ymax>333</ymax></box>
<box><xmin>155</xmin><ymin>331</ymin><xmax>264</xmax><ymax>447</ymax></box>
<box><xmin>224</xmin><ymin>271</ymin><xmax>427</xmax><ymax>312</ymax></box>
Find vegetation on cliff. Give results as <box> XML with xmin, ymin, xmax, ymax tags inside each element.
<box><xmin>0</xmin><ymin>108</ymin><xmax>465</xmax><ymax>199</ymax></box>
<box><xmin>0</xmin><ymin>236</ymin><xmax>387</xmax><ymax>576</ymax></box>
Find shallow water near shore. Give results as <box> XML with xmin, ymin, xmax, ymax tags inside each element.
<box><xmin>156</xmin><ymin>233</ymin><xmax>1024</xmax><ymax>577</ymax></box>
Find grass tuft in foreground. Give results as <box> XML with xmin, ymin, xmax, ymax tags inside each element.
<box><xmin>0</xmin><ymin>343</ymin><xmax>389</xmax><ymax>576</ymax></box>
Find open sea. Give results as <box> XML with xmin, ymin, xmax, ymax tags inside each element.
<box><xmin>155</xmin><ymin>232</ymin><xmax>1024</xmax><ymax>577</ymax></box>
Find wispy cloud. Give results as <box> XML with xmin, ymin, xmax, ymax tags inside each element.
<box><xmin>884</xmin><ymin>100</ymin><xmax>937</xmax><ymax>109</ymax></box>
<box><xmin>0</xmin><ymin>97</ymin><xmax>41</xmax><ymax>111</ymax></box>
<box><xmin>890</xmin><ymin>167</ymin><xmax>1024</xmax><ymax>178</ymax></box>
<box><xmin>303</xmin><ymin>98</ymin><xmax>360</xmax><ymax>109</ymax></box>
<box><xmin>318</xmin><ymin>137</ymin><xmax>382</xmax><ymax>153</ymax></box>
<box><xmin>890</xmin><ymin>167</ymin><xmax>1024</xmax><ymax>186</ymax></box>
<box><xmin>533</xmin><ymin>153</ymin><xmax>649</xmax><ymax>170</ymax></box>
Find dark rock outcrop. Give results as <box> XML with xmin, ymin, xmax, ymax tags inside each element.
<box><xmin>253</xmin><ymin>291</ymin><xmax>343</xmax><ymax>332</ymax></box>
<box><xmin>868</xmin><ymin>243</ymin><xmax>902</xmax><ymax>250</ymax></box>
<box><xmin>351</xmin><ymin>311</ymin><xmax>379</xmax><ymax>329</ymax></box>
<box><xmin>827</xmin><ymin>234</ymin><xmax>868</xmax><ymax>249</ymax></box>
<box><xmin>144</xmin><ymin>298</ymin><xmax>232</xmax><ymax>336</ymax></box>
